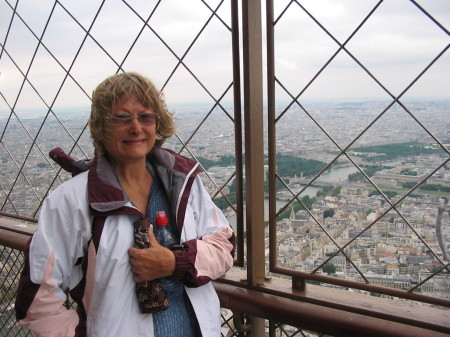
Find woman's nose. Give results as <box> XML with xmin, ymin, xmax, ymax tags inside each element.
<box><xmin>128</xmin><ymin>116</ymin><xmax>143</xmax><ymax>132</ymax></box>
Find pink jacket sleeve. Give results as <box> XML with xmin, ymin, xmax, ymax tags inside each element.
<box><xmin>171</xmin><ymin>176</ymin><xmax>235</xmax><ymax>286</ymax></box>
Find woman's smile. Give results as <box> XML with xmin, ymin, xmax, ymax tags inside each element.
<box><xmin>123</xmin><ymin>138</ymin><xmax>147</xmax><ymax>145</ymax></box>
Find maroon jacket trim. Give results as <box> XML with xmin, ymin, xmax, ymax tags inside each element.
<box><xmin>15</xmin><ymin>238</ymin><xmax>39</xmax><ymax>321</ymax></box>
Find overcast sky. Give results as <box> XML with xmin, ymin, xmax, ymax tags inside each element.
<box><xmin>0</xmin><ymin>0</ymin><xmax>449</xmax><ymax>113</ymax></box>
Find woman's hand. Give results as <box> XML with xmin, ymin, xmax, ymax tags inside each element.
<box><xmin>128</xmin><ymin>228</ymin><xmax>176</xmax><ymax>282</ymax></box>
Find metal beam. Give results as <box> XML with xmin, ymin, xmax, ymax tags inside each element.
<box><xmin>242</xmin><ymin>0</ymin><xmax>265</xmax><ymax>335</ymax></box>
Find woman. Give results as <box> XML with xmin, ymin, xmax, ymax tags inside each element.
<box><xmin>15</xmin><ymin>72</ymin><xmax>235</xmax><ymax>336</ymax></box>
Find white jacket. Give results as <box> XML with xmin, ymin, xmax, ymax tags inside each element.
<box><xmin>15</xmin><ymin>148</ymin><xmax>235</xmax><ymax>336</ymax></box>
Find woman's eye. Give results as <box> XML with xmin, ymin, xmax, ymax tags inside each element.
<box><xmin>115</xmin><ymin>113</ymin><xmax>131</xmax><ymax>120</ymax></box>
<box><xmin>140</xmin><ymin>114</ymin><xmax>154</xmax><ymax>122</ymax></box>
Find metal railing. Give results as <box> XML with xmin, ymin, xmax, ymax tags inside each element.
<box><xmin>1</xmin><ymin>0</ymin><xmax>450</xmax><ymax>336</ymax></box>
<box><xmin>2</xmin><ymin>216</ymin><xmax>450</xmax><ymax>336</ymax></box>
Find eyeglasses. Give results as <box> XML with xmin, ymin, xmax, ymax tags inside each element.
<box><xmin>106</xmin><ymin>112</ymin><xmax>158</xmax><ymax>126</ymax></box>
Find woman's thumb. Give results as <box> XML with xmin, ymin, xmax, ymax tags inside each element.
<box><xmin>147</xmin><ymin>225</ymin><xmax>160</xmax><ymax>246</ymax></box>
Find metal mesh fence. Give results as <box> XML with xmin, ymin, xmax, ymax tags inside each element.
<box><xmin>0</xmin><ymin>0</ymin><xmax>239</xmax><ymax>219</ymax></box>
<box><xmin>267</xmin><ymin>0</ymin><xmax>449</xmax><ymax>303</ymax></box>
<box><xmin>0</xmin><ymin>245</ymin><xmax>33</xmax><ymax>337</ymax></box>
<box><xmin>1</xmin><ymin>0</ymin><xmax>450</xmax><ymax>335</ymax></box>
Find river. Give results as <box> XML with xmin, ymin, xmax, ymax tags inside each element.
<box><xmin>225</xmin><ymin>159</ymin><xmax>402</xmax><ymax>229</ymax></box>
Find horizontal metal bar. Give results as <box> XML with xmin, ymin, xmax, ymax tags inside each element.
<box><xmin>271</xmin><ymin>265</ymin><xmax>450</xmax><ymax>308</ymax></box>
<box><xmin>0</xmin><ymin>211</ymin><xmax>37</xmax><ymax>236</ymax></box>
<box><xmin>0</xmin><ymin>211</ymin><xmax>38</xmax><ymax>223</ymax></box>
<box><xmin>214</xmin><ymin>282</ymin><xmax>450</xmax><ymax>337</ymax></box>
<box><xmin>0</xmin><ymin>229</ymin><xmax>30</xmax><ymax>250</ymax></box>
<box><xmin>218</xmin><ymin>268</ymin><xmax>450</xmax><ymax>334</ymax></box>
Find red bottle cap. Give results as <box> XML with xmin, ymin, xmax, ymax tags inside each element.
<box><xmin>156</xmin><ymin>211</ymin><xmax>168</xmax><ymax>227</ymax></box>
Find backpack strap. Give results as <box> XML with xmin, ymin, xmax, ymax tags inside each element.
<box><xmin>49</xmin><ymin>147</ymin><xmax>93</xmax><ymax>176</ymax></box>
<box><xmin>48</xmin><ymin>147</ymin><xmax>101</xmax><ymax>247</ymax></box>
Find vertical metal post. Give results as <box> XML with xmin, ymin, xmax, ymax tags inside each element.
<box><xmin>242</xmin><ymin>0</ymin><xmax>265</xmax><ymax>289</ymax></box>
<box><xmin>242</xmin><ymin>0</ymin><xmax>266</xmax><ymax>335</ymax></box>
<box><xmin>231</xmin><ymin>0</ymin><xmax>245</xmax><ymax>267</ymax></box>
<box><xmin>266</xmin><ymin>0</ymin><xmax>277</xmax><ymax>272</ymax></box>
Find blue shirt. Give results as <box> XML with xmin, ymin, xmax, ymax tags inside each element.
<box><xmin>146</xmin><ymin>161</ymin><xmax>199</xmax><ymax>337</ymax></box>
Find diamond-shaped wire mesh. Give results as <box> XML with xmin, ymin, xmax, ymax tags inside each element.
<box><xmin>269</xmin><ymin>0</ymin><xmax>449</xmax><ymax>300</ymax></box>
<box><xmin>0</xmin><ymin>246</ymin><xmax>33</xmax><ymax>336</ymax></box>
<box><xmin>1</xmin><ymin>0</ymin><xmax>242</xmax><ymax>335</ymax></box>
<box><xmin>0</xmin><ymin>0</ymin><xmax>238</xmax><ymax>219</ymax></box>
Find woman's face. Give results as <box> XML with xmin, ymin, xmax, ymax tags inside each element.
<box><xmin>103</xmin><ymin>93</ymin><xmax>157</xmax><ymax>166</ymax></box>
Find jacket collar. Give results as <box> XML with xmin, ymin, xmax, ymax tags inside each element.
<box><xmin>87</xmin><ymin>148</ymin><xmax>201</xmax><ymax>218</ymax></box>
<box><xmin>88</xmin><ymin>156</ymin><xmax>139</xmax><ymax>217</ymax></box>
<box><xmin>149</xmin><ymin>147</ymin><xmax>200</xmax><ymax>175</ymax></box>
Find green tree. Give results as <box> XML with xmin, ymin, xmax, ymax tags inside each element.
<box><xmin>197</xmin><ymin>157</ymin><xmax>217</xmax><ymax>170</ymax></box>
<box><xmin>323</xmin><ymin>209</ymin><xmax>335</xmax><ymax>219</ymax></box>
<box><xmin>421</xmin><ymin>184</ymin><xmax>439</xmax><ymax>191</ymax></box>
<box><xmin>402</xmin><ymin>182</ymin><xmax>417</xmax><ymax>189</ymax></box>
<box><xmin>348</xmin><ymin>165</ymin><xmax>385</xmax><ymax>182</ymax></box>
<box><xmin>332</xmin><ymin>186</ymin><xmax>342</xmax><ymax>196</ymax></box>
<box><xmin>352</xmin><ymin>142</ymin><xmax>442</xmax><ymax>161</ymax></box>
<box><xmin>323</xmin><ymin>263</ymin><xmax>336</xmax><ymax>275</ymax></box>
<box><xmin>273</xmin><ymin>153</ymin><xmax>327</xmax><ymax>178</ymax></box>
<box><xmin>316</xmin><ymin>186</ymin><xmax>334</xmax><ymax>197</ymax></box>
<box><xmin>400</xmin><ymin>168</ymin><xmax>417</xmax><ymax>176</ymax></box>
<box><xmin>197</xmin><ymin>154</ymin><xmax>239</xmax><ymax>170</ymax></box>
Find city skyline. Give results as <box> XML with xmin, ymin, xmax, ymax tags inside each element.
<box><xmin>0</xmin><ymin>98</ymin><xmax>448</xmax><ymax>304</ymax></box>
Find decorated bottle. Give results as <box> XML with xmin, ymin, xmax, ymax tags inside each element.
<box><xmin>155</xmin><ymin>211</ymin><xmax>177</xmax><ymax>248</ymax></box>
<box><xmin>154</xmin><ymin>211</ymin><xmax>183</xmax><ymax>297</ymax></box>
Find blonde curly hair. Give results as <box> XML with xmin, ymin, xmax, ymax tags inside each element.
<box><xmin>89</xmin><ymin>72</ymin><xmax>176</xmax><ymax>156</ymax></box>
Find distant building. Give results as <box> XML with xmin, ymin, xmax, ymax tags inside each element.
<box><xmin>290</xmin><ymin>209</ymin><xmax>309</xmax><ymax>227</ymax></box>
<box><xmin>362</xmin><ymin>275</ymin><xmax>411</xmax><ymax>290</ymax></box>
